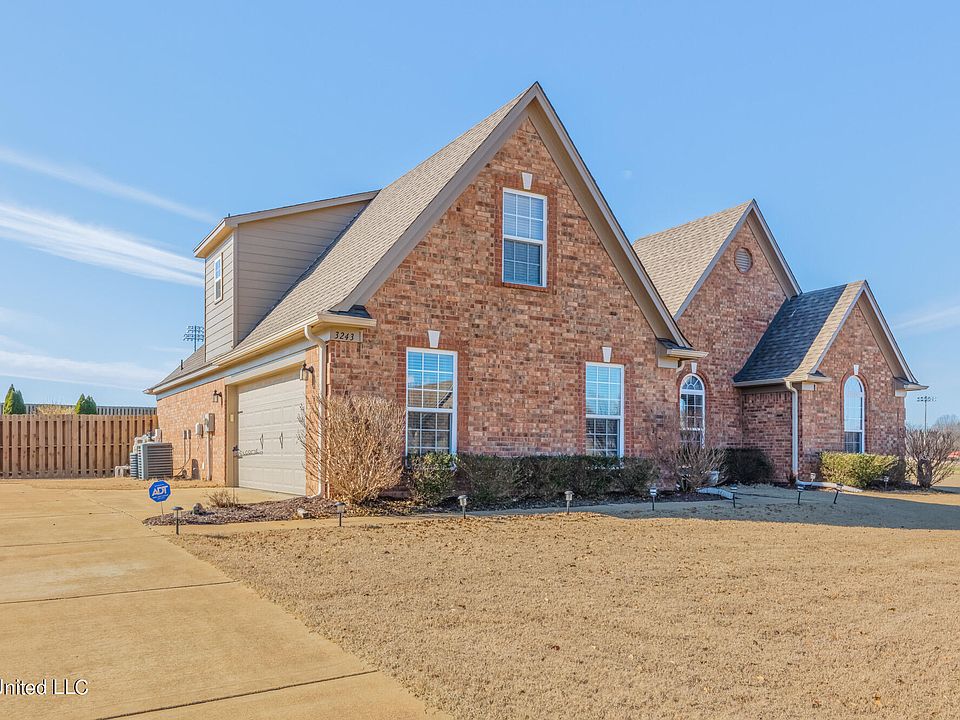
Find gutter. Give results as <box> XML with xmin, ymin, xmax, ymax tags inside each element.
<box><xmin>146</xmin><ymin>313</ymin><xmax>376</xmax><ymax>395</ymax></box>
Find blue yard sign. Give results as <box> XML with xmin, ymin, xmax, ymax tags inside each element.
<box><xmin>149</xmin><ymin>480</ymin><xmax>171</xmax><ymax>503</ymax></box>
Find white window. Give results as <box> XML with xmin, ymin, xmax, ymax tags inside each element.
<box><xmin>680</xmin><ymin>374</ymin><xmax>706</xmax><ymax>447</ymax></box>
<box><xmin>586</xmin><ymin>363</ymin><xmax>624</xmax><ymax>456</ymax></box>
<box><xmin>213</xmin><ymin>253</ymin><xmax>223</xmax><ymax>303</ymax></box>
<box><xmin>406</xmin><ymin>349</ymin><xmax>457</xmax><ymax>455</ymax></box>
<box><xmin>843</xmin><ymin>375</ymin><xmax>865</xmax><ymax>453</ymax></box>
<box><xmin>502</xmin><ymin>189</ymin><xmax>547</xmax><ymax>287</ymax></box>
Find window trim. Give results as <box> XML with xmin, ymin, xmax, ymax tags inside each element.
<box><xmin>843</xmin><ymin>375</ymin><xmax>865</xmax><ymax>454</ymax></box>
<box><xmin>405</xmin><ymin>347</ymin><xmax>458</xmax><ymax>456</ymax></box>
<box><xmin>679</xmin><ymin>373</ymin><xmax>706</xmax><ymax>448</ymax></box>
<box><xmin>502</xmin><ymin>188</ymin><xmax>548</xmax><ymax>288</ymax></box>
<box><xmin>585</xmin><ymin>361</ymin><xmax>625</xmax><ymax>457</ymax></box>
<box><xmin>213</xmin><ymin>252</ymin><xmax>224</xmax><ymax>304</ymax></box>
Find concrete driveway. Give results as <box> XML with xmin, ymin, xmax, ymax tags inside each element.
<box><xmin>0</xmin><ymin>481</ymin><xmax>446</xmax><ymax>719</ymax></box>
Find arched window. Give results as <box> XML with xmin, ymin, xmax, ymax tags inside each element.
<box><xmin>843</xmin><ymin>376</ymin><xmax>865</xmax><ymax>453</ymax></box>
<box><xmin>680</xmin><ymin>374</ymin><xmax>705</xmax><ymax>447</ymax></box>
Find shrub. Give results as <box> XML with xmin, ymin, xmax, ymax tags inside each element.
<box><xmin>3</xmin><ymin>385</ymin><xmax>25</xmax><ymax>414</ymax></box>
<box><xmin>301</xmin><ymin>394</ymin><xmax>405</xmax><ymax>504</ymax></box>
<box><xmin>456</xmin><ymin>454</ymin><xmax>514</xmax><ymax>505</ymax></box>
<box><xmin>410</xmin><ymin>452</ymin><xmax>457</xmax><ymax>505</ymax></box>
<box><xmin>818</xmin><ymin>452</ymin><xmax>898</xmax><ymax>488</ymax></box>
<box><xmin>206</xmin><ymin>488</ymin><xmax>239</xmax><ymax>508</ymax></box>
<box><xmin>82</xmin><ymin>395</ymin><xmax>97</xmax><ymax>414</ymax></box>
<box><xmin>905</xmin><ymin>425</ymin><xmax>958</xmax><ymax>487</ymax></box>
<box><xmin>723</xmin><ymin>448</ymin><xmax>774</xmax><ymax>485</ymax></box>
<box><xmin>616</xmin><ymin>456</ymin><xmax>658</xmax><ymax>495</ymax></box>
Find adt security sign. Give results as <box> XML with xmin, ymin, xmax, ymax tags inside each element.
<box><xmin>149</xmin><ymin>480</ymin><xmax>171</xmax><ymax>503</ymax></box>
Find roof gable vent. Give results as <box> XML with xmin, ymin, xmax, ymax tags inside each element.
<box><xmin>735</xmin><ymin>247</ymin><xmax>753</xmax><ymax>273</ymax></box>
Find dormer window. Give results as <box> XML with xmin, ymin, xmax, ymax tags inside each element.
<box><xmin>213</xmin><ymin>253</ymin><xmax>223</xmax><ymax>303</ymax></box>
<box><xmin>503</xmin><ymin>189</ymin><xmax>547</xmax><ymax>287</ymax></box>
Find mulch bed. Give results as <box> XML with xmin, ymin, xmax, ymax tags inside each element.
<box><xmin>143</xmin><ymin>489</ymin><xmax>720</xmax><ymax>526</ymax></box>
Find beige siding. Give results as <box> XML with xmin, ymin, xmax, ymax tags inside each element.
<box><xmin>235</xmin><ymin>201</ymin><xmax>367</xmax><ymax>340</ymax></box>
<box><xmin>204</xmin><ymin>234</ymin><xmax>235</xmax><ymax>359</ymax></box>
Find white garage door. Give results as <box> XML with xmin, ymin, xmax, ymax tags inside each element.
<box><xmin>236</xmin><ymin>371</ymin><xmax>305</xmax><ymax>495</ymax></box>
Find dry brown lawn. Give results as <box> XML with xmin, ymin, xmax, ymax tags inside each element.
<box><xmin>180</xmin><ymin>491</ymin><xmax>960</xmax><ymax>720</ymax></box>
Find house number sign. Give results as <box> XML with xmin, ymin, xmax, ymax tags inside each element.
<box><xmin>332</xmin><ymin>330</ymin><xmax>363</xmax><ymax>342</ymax></box>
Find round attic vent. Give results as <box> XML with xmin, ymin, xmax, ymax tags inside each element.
<box><xmin>735</xmin><ymin>247</ymin><xmax>753</xmax><ymax>273</ymax></box>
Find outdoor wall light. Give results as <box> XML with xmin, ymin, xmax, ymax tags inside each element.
<box><xmin>809</xmin><ymin>472</ymin><xmax>816</xmax><ymax>482</ymax></box>
<box><xmin>299</xmin><ymin>363</ymin><xmax>315</xmax><ymax>382</ymax></box>
<box><xmin>334</xmin><ymin>501</ymin><xmax>346</xmax><ymax>527</ymax></box>
<box><xmin>649</xmin><ymin>486</ymin><xmax>658</xmax><ymax>511</ymax></box>
<box><xmin>458</xmin><ymin>494</ymin><xmax>468</xmax><ymax>519</ymax></box>
<box><xmin>212</xmin><ymin>390</ymin><xmax>223</xmax><ymax>404</ymax></box>
<box><xmin>564</xmin><ymin>489</ymin><xmax>573</xmax><ymax>514</ymax></box>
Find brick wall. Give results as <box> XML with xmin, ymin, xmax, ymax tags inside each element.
<box><xmin>679</xmin><ymin>221</ymin><xmax>787</xmax><ymax>448</ymax></box>
<box><xmin>328</xmin><ymin>117</ymin><xmax>681</xmax><ymax>457</ymax></box>
<box><xmin>740</xmin><ymin>389</ymin><xmax>793</xmax><ymax>480</ymax></box>
<box><xmin>156</xmin><ymin>378</ymin><xmax>227</xmax><ymax>483</ymax></box>
<box><xmin>799</xmin><ymin>299</ymin><xmax>905</xmax><ymax>476</ymax></box>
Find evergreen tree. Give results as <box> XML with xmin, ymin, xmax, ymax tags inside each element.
<box><xmin>74</xmin><ymin>394</ymin><xmax>86</xmax><ymax>414</ymax></box>
<box><xmin>81</xmin><ymin>395</ymin><xmax>98</xmax><ymax>415</ymax></box>
<box><xmin>3</xmin><ymin>385</ymin><xmax>26</xmax><ymax>414</ymax></box>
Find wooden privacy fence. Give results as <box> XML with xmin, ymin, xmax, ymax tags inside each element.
<box><xmin>0</xmin><ymin>414</ymin><xmax>158</xmax><ymax>478</ymax></box>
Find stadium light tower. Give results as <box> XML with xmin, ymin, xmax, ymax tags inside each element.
<box><xmin>916</xmin><ymin>395</ymin><xmax>936</xmax><ymax>430</ymax></box>
<box><xmin>183</xmin><ymin>325</ymin><xmax>205</xmax><ymax>352</ymax></box>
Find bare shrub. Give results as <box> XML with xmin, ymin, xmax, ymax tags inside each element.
<box><xmin>34</xmin><ymin>404</ymin><xmax>72</xmax><ymax>415</ymax></box>
<box><xmin>207</xmin><ymin>488</ymin><xmax>238</xmax><ymax>507</ymax></box>
<box><xmin>650</xmin><ymin>429</ymin><xmax>724</xmax><ymax>492</ymax></box>
<box><xmin>301</xmin><ymin>394</ymin><xmax>405</xmax><ymax>504</ymax></box>
<box><xmin>906</xmin><ymin>425</ymin><xmax>959</xmax><ymax>487</ymax></box>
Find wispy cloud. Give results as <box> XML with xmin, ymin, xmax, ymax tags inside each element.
<box><xmin>0</xmin><ymin>146</ymin><xmax>215</xmax><ymax>223</ymax></box>
<box><xmin>0</xmin><ymin>201</ymin><xmax>203</xmax><ymax>285</ymax></box>
<box><xmin>894</xmin><ymin>304</ymin><xmax>960</xmax><ymax>335</ymax></box>
<box><xmin>0</xmin><ymin>349</ymin><xmax>164</xmax><ymax>391</ymax></box>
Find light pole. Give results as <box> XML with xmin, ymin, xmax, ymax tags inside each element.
<box><xmin>917</xmin><ymin>395</ymin><xmax>936</xmax><ymax>430</ymax></box>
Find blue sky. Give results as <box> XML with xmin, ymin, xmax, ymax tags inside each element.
<box><xmin>0</xmin><ymin>1</ymin><xmax>956</xmax><ymax>424</ymax></box>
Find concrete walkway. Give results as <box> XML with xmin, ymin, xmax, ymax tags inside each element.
<box><xmin>0</xmin><ymin>481</ymin><xmax>447</xmax><ymax>720</ymax></box>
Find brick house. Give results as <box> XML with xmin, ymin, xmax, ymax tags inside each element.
<box><xmin>634</xmin><ymin>203</ymin><xmax>924</xmax><ymax>479</ymax></box>
<box><xmin>146</xmin><ymin>83</ymin><xmax>923</xmax><ymax>493</ymax></box>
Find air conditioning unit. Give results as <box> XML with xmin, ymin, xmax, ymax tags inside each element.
<box><xmin>138</xmin><ymin>442</ymin><xmax>174</xmax><ymax>480</ymax></box>
<box><xmin>129</xmin><ymin>450</ymin><xmax>140</xmax><ymax>480</ymax></box>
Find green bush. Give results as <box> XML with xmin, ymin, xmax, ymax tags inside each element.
<box><xmin>724</xmin><ymin>448</ymin><xmax>774</xmax><ymax>484</ymax></box>
<box><xmin>75</xmin><ymin>394</ymin><xmax>97</xmax><ymax>415</ymax></box>
<box><xmin>456</xmin><ymin>454</ymin><xmax>515</xmax><ymax>505</ymax></box>
<box><xmin>409</xmin><ymin>452</ymin><xmax>457</xmax><ymax>505</ymax></box>
<box><xmin>818</xmin><ymin>452</ymin><xmax>898</xmax><ymax>488</ymax></box>
<box><xmin>3</xmin><ymin>385</ymin><xmax>26</xmax><ymax>414</ymax></box>
<box><xmin>616</xmin><ymin>457</ymin><xmax>658</xmax><ymax>495</ymax></box>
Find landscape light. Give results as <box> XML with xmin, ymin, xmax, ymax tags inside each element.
<box><xmin>564</xmin><ymin>490</ymin><xmax>573</xmax><ymax>515</ymax></box>
<box><xmin>334</xmin><ymin>501</ymin><xmax>346</xmax><ymax>527</ymax></box>
<box><xmin>797</xmin><ymin>483</ymin><xmax>805</xmax><ymax>506</ymax></box>
<box><xmin>458</xmin><ymin>494</ymin><xmax>468</xmax><ymax>519</ymax></box>
<box><xmin>883</xmin><ymin>475</ymin><xmax>890</xmax><ymax>490</ymax></box>
<box><xmin>650</xmin><ymin>485</ymin><xmax>658</xmax><ymax>511</ymax></box>
<box><xmin>172</xmin><ymin>506</ymin><xmax>184</xmax><ymax>535</ymax></box>
<box><xmin>729</xmin><ymin>484</ymin><xmax>738</xmax><ymax>509</ymax></box>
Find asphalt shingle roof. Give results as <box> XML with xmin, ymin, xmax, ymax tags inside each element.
<box><xmin>233</xmin><ymin>89</ymin><xmax>526</xmax><ymax>352</ymax></box>
<box><xmin>632</xmin><ymin>201</ymin><xmax>752</xmax><ymax>316</ymax></box>
<box><xmin>734</xmin><ymin>282</ymin><xmax>863</xmax><ymax>384</ymax></box>
<box><xmin>155</xmin><ymin>345</ymin><xmax>206</xmax><ymax>387</ymax></box>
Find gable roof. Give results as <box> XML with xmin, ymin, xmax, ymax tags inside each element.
<box><xmin>154</xmin><ymin>345</ymin><xmax>207</xmax><ymax>387</ymax></box>
<box><xmin>633</xmin><ymin>200</ymin><xmax>801</xmax><ymax>317</ymax></box>
<box><xmin>734</xmin><ymin>281</ymin><xmax>922</xmax><ymax>387</ymax></box>
<box><xmin>233</xmin><ymin>82</ymin><xmax>689</xmax><ymax>353</ymax></box>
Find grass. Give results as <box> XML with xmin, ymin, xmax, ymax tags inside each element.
<box><xmin>178</xmin><ymin>487</ymin><xmax>960</xmax><ymax>719</ymax></box>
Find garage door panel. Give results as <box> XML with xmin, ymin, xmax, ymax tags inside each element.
<box><xmin>237</xmin><ymin>371</ymin><xmax>306</xmax><ymax>495</ymax></box>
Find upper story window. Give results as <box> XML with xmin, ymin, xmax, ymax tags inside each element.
<box><xmin>213</xmin><ymin>253</ymin><xmax>223</xmax><ymax>303</ymax></box>
<box><xmin>502</xmin><ymin>189</ymin><xmax>547</xmax><ymax>287</ymax></box>
<box><xmin>406</xmin><ymin>349</ymin><xmax>457</xmax><ymax>455</ymax></box>
<box><xmin>586</xmin><ymin>363</ymin><xmax>624</xmax><ymax>456</ymax></box>
<box><xmin>680</xmin><ymin>374</ymin><xmax>706</xmax><ymax>447</ymax></box>
<box><xmin>843</xmin><ymin>375</ymin><xmax>865</xmax><ymax>453</ymax></box>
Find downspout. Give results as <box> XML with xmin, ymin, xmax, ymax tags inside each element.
<box><xmin>785</xmin><ymin>381</ymin><xmax>799</xmax><ymax>480</ymax></box>
<box><xmin>304</xmin><ymin>325</ymin><xmax>327</xmax><ymax>498</ymax></box>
